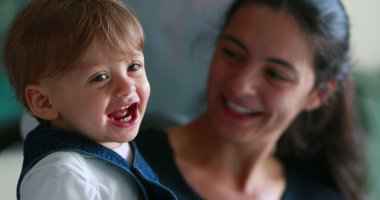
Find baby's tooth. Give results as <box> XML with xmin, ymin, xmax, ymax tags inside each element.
<box><xmin>119</xmin><ymin>105</ymin><xmax>130</xmax><ymax>111</ymax></box>
<box><xmin>118</xmin><ymin>115</ymin><xmax>132</xmax><ymax>123</ymax></box>
<box><xmin>125</xmin><ymin>115</ymin><xmax>131</xmax><ymax>122</ymax></box>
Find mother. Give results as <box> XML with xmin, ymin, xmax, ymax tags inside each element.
<box><xmin>136</xmin><ymin>0</ymin><xmax>365</xmax><ymax>199</ymax></box>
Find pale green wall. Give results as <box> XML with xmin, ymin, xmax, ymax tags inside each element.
<box><xmin>342</xmin><ymin>0</ymin><xmax>380</xmax><ymax>70</ymax></box>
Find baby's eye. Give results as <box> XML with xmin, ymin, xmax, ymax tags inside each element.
<box><xmin>92</xmin><ymin>74</ymin><xmax>108</xmax><ymax>82</ymax></box>
<box><xmin>128</xmin><ymin>63</ymin><xmax>140</xmax><ymax>72</ymax></box>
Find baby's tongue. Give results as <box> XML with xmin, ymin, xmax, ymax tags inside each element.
<box><xmin>108</xmin><ymin>110</ymin><xmax>128</xmax><ymax>120</ymax></box>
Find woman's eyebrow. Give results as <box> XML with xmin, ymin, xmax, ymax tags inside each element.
<box><xmin>267</xmin><ymin>58</ymin><xmax>294</xmax><ymax>69</ymax></box>
<box><xmin>267</xmin><ymin>58</ymin><xmax>299</xmax><ymax>76</ymax></box>
<box><xmin>220</xmin><ymin>35</ymin><xmax>249</xmax><ymax>53</ymax></box>
<box><xmin>221</xmin><ymin>35</ymin><xmax>297</xmax><ymax>71</ymax></box>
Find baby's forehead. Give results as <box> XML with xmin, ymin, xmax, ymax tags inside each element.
<box><xmin>81</xmin><ymin>42</ymin><xmax>143</xmax><ymax>63</ymax></box>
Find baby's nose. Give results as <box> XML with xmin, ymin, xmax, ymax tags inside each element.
<box><xmin>115</xmin><ymin>77</ymin><xmax>136</xmax><ymax>98</ymax></box>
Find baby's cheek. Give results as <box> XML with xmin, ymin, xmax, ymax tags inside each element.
<box><xmin>137</xmin><ymin>75</ymin><xmax>150</xmax><ymax>95</ymax></box>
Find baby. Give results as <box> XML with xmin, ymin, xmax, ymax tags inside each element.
<box><xmin>3</xmin><ymin>0</ymin><xmax>176</xmax><ymax>199</ymax></box>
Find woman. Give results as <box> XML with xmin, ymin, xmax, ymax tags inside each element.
<box><xmin>136</xmin><ymin>0</ymin><xmax>366</xmax><ymax>199</ymax></box>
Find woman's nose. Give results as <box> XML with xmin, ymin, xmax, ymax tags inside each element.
<box><xmin>229</xmin><ymin>67</ymin><xmax>259</xmax><ymax>97</ymax></box>
<box><xmin>114</xmin><ymin>76</ymin><xmax>136</xmax><ymax>98</ymax></box>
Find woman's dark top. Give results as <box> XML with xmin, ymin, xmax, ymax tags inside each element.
<box><xmin>135</xmin><ymin>127</ymin><xmax>343</xmax><ymax>200</ymax></box>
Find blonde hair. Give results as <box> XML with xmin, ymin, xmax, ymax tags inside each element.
<box><xmin>4</xmin><ymin>0</ymin><xmax>144</xmax><ymax>109</ymax></box>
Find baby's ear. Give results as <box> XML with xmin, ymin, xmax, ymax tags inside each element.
<box><xmin>25</xmin><ymin>84</ymin><xmax>59</xmax><ymax>120</ymax></box>
<box><xmin>303</xmin><ymin>79</ymin><xmax>338</xmax><ymax>111</ymax></box>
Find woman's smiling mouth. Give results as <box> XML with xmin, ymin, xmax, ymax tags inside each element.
<box><xmin>225</xmin><ymin>99</ymin><xmax>261</xmax><ymax>116</ymax></box>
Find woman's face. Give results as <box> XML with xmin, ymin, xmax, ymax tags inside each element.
<box><xmin>207</xmin><ymin>5</ymin><xmax>323</xmax><ymax>144</ymax></box>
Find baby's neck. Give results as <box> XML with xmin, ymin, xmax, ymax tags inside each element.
<box><xmin>112</xmin><ymin>142</ymin><xmax>133</xmax><ymax>163</ymax></box>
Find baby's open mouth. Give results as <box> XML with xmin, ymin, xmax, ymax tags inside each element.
<box><xmin>107</xmin><ymin>103</ymin><xmax>138</xmax><ymax>123</ymax></box>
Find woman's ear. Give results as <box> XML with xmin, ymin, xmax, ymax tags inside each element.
<box><xmin>25</xmin><ymin>84</ymin><xmax>59</xmax><ymax>120</ymax></box>
<box><xmin>303</xmin><ymin>79</ymin><xmax>338</xmax><ymax>111</ymax></box>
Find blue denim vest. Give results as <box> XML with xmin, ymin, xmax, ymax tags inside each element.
<box><xmin>16</xmin><ymin>126</ymin><xmax>177</xmax><ymax>200</ymax></box>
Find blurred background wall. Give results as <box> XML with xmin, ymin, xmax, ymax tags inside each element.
<box><xmin>1</xmin><ymin>0</ymin><xmax>379</xmax><ymax>199</ymax></box>
<box><xmin>342</xmin><ymin>0</ymin><xmax>380</xmax><ymax>71</ymax></box>
<box><xmin>341</xmin><ymin>1</ymin><xmax>380</xmax><ymax>198</ymax></box>
<box><xmin>127</xmin><ymin>0</ymin><xmax>232</xmax><ymax>118</ymax></box>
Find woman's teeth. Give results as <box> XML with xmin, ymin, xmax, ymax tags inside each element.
<box><xmin>227</xmin><ymin>100</ymin><xmax>254</xmax><ymax>115</ymax></box>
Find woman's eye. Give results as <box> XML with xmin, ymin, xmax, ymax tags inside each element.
<box><xmin>92</xmin><ymin>74</ymin><xmax>108</xmax><ymax>82</ymax></box>
<box><xmin>222</xmin><ymin>48</ymin><xmax>240</xmax><ymax>60</ymax></box>
<box><xmin>266</xmin><ymin>70</ymin><xmax>287</xmax><ymax>82</ymax></box>
<box><xmin>128</xmin><ymin>63</ymin><xmax>140</xmax><ymax>72</ymax></box>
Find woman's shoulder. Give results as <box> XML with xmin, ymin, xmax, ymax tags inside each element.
<box><xmin>135</xmin><ymin>127</ymin><xmax>171</xmax><ymax>151</ymax></box>
<box><xmin>282</xmin><ymin>160</ymin><xmax>343</xmax><ymax>200</ymax></box>
<box><xmin>135</xmin><ymin>127</ymin><xmax>175</xmax><ymax>169</ymax></box>
<box><xmin>135</xmin><ymin>127</ymin><xmax>204</xmax><ymax>200</ymax></box>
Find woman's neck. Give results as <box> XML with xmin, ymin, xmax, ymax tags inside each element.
<box><xmin>167</xmin><ymin>114</ymin><xmax>286</xmax><ymax>199</ymax></box>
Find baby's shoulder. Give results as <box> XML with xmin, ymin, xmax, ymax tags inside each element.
<box><xmin>25</xmin><ymin>151</ymin><xmax>94</xmax><ymax>180</ymax></box>
<box><xmin>36</xmin><ymin>151</ymin><xmax>87</xmax><ymax>168</ymax></box>
<box><xmin>20</xmin><ymin>151</ymin><xmax>100</xmax><ymax>199</ymax></box>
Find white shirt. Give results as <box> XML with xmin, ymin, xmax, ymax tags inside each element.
<box><xmin>20</xmin><ymin>151</ymin><xmax>142</xmax><ymax>200</ymax></box>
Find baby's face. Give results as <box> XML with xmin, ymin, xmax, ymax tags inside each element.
<box><xmin>40</xmin><ymin>47</ymin><xmax>150</xmax><ymax>148</ymax></box>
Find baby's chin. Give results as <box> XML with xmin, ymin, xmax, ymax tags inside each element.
<box><xmin>100</xmin><ymin>129</ymin><xmax>140</xmax><ymax>147</ymax></box>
